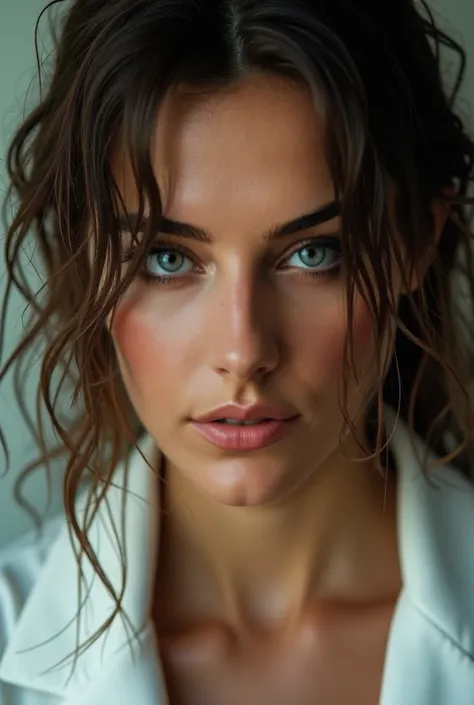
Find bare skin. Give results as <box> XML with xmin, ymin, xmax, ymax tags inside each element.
<box><xmin>154</xmin><ymin>458</ymin><xmax>400</xmax><ymax>705</ymax></box>
<box><xmin>107</xmin><ymin>72</ymin><xmax>448</xmax><ymax>703</ymax></box>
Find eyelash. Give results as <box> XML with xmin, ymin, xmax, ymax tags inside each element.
<box><xmin>122</xmin><ymin>236</ymin><xmax>342</xmax><ymax>286</ymax></box>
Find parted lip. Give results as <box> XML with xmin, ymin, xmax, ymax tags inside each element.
<box><xmin>193</xmin><ymin>403</ymin><xmax>299</xmax><ymax>424</ymax></box>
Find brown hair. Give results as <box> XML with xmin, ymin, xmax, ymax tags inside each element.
<box><xmin>1</xmin><ymin>0</ymin><xmax>474</xmax><ymax>672</ymax></box>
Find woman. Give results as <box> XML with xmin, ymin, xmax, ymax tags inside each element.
<box><xmin>0</xmin><ymin>0</ymin><xmax>473</xmax><ymax>703</ymax></box>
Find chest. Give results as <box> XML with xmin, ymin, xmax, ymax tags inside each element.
<box><xmin>158</xmin><ymin>603</ymin><xmax>395</xmax><ymax>705</ymax></box>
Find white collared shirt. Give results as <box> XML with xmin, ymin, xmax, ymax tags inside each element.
<box><xmin>1</xmin><ymin>408</ymin><xmax>474</xmax><ymax>704</ymax></box>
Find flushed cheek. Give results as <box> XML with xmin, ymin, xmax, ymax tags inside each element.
<box><xmin>110</xmin><ymin>298</ymin><xmax>198</xmax><ymax>402</ymax></box>
<box><xmin>293</xmin><ymin>294</ymin><xmax>375</xmax><ymax>389</ymax></box>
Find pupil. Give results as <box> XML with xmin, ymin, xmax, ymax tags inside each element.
<box><xmin>301</xmin><ymin>247</ymin><xmax>323</xmax><ymax>266</ymax></box>
<box><xmin>160</xmin><ymin>251</ymin><xmax>181</xmax><ymax>271</ymax></box>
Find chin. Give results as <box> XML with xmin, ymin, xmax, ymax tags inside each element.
<box><xmin>194</xmin><ymin>456</ymin><xmax>310</xmax><ymax>507</ymax></box>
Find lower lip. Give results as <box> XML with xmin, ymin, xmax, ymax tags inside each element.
<box><xmin>191</xmin><ymin>417</ymin><xmax>300</xmax><ymax>450</ymax></box>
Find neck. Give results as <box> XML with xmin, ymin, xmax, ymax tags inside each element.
<box><xmin>155</xmin><ymin>437</ymin><xmax>400</xmax><ymax>634</ymax></box>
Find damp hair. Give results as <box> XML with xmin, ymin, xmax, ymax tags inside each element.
<box><xmin>1</xmin><ymin>0</ymin><xmax>474</xmax><ymax>676</ymax></box>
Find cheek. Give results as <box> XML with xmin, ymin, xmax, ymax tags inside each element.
<box><xmin>110</xmin><ymin>297</ymin><xmax>192</xmax><ymax>394</ymax></box>
<box><xmin>351</xmin><ymin>296</ymin><xmax>377</xmax><ymax>355</ymax></box>
<box><xmin>295</xmin><ymin>293</ymin><xmax>375</xmax><ymax>384</ymax></box>
<box><xmin>112</xmin><ymin>307</ymin><xmax>152</xmax><ymax>378</ymax></box>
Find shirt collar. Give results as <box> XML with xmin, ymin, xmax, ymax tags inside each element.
<box><xmin>0</xmin><ymin>431</ymin><xmax>161</xmax><ymax>697</ymax></box>
<box><xmin>1</xmin><ymin>408</ymin><xmax>473</xmax><ymax>699</ymax></box>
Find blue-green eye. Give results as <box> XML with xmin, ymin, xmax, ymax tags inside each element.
<box><xmin>145</xmin><ymin>247</ymin><xmax>193</xmax><ymax>277</ymax></box>
<box><xmin>285</xmin><ymin>240</ymin><xmax>341</xmax><ymax>272</ymax></box>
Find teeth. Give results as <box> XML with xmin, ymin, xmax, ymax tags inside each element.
<box><xmin>217</xmin><ymin>418</ymin><xmax>267</xmax><ymax>426</ymax></box>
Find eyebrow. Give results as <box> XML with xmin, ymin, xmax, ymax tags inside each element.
<box><xmin>118</xmin><ymin>200</ymin><xmax>341</xmax><ymax>243</ymax></box>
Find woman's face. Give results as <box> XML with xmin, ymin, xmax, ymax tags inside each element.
<box><xmin>108</xmin><ymin>72</ymin><xmax>393</xmax><ymax>506</ymax></box>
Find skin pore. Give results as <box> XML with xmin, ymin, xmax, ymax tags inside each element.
<box><xmin>105</xmin><ymin>72</ymin><xmax>448</xmax><ymax>704</ymax></box>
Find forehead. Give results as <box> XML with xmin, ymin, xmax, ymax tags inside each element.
<box><xmin>110</xmin><ymin>72</ymin><xmax>334</xmax><ymax>222</ymax></box>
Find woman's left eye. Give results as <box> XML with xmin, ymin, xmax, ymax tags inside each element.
<box><xmin>283</xmin><ymin>239</ymin><xmax>341</xmax><ymax>273</ymax></box>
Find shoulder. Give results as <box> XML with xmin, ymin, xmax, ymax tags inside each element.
<box><xmin>0</xmin><ymin>514</ymin><xmax>63</xmax><ymax>570</ymax></box>
<box><xmin>391</xmin><ymin>412</ymin><xmax>474</xmax><ymax>657</ymax></box>
<box><xmin>0</xmin><ymin>514</ymin><xmax>64</xmax><ymax>626</ymax></box>
<box><xmin>0</xmin><ymin>516</ymin><xmax>64</xmax><ymax>689</ymax></box>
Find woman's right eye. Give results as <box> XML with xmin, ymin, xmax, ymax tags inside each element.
<box><xmin>144</xmin><ymin>247</ymin><xmax>194</xmax><ymax>278</ymax></box>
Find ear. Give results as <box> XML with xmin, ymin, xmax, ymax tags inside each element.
<box><xmin>404</xmin><ymin>186</ymin><xmax>455</xmax><ymax>294</ymax></box>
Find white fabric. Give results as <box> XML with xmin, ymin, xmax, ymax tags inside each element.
<box><xmin>1</xmin><ymin>408</ymin><xmax>474</xmax><ymax>704</ymax></box>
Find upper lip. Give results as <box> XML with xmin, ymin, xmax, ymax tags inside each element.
<box><xmin>193</xmin><ymin>404</ymin><xmax>298</xmax><ymax>423</ymax></box>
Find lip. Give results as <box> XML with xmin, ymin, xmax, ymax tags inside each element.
<box><xmin>191</xmin><ymin>404</ymin><xmax>300</xmax><ymax>451</ymax></box>
<box><xmin>194</xmin><ymin>403</ymin><xmax>297</xmax><ymax>424</ymax></box>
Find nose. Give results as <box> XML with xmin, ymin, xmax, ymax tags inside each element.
<box><xmin>207</xmin><ymin>272</ymin><xmax>280</xmax><ymax>384</ymax></box>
